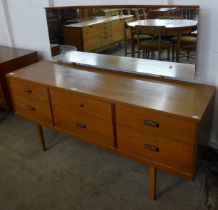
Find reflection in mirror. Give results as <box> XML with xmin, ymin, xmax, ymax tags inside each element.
<box><xmin>46</xmin><ymin>6</ymin><xmax>199</xmax><ymax>75</ymax></box>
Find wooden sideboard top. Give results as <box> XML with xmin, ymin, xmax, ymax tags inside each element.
<box><xmin>53</xmin><ymin>51</ymin><xmax>195</xmax><ymax>81</ymax></box>
<box><xmin>64</xmin><ymin>15</ymin><xmax>133</xmax><ymax>28</ymax></box>
<box><xmin>0</xmin><ymin>46</ymin><xmax>37</xmax><ymax>64</ymax></box>
<box><xmin>8</xmin><ymin>61</ymin><xmax>215</xmax><ymax>121</ymax></box>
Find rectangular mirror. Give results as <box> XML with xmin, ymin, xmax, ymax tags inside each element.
<box><xmin>45</xmin><ymin>5</ymin><xmax>199</xmax><ymax>79</ymax></box>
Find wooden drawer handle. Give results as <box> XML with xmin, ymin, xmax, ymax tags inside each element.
<box><xmin>144</xmin><ymin>120</ymin><xmax>159</xmax><ymax>128</ymax></box>
<box><xmin>144</xmin><ymin>144</ymin><xmax>159</xmax><ymax>152</ymax></box>
<box><xmin>27</xmin><ymin>105</ymin><xmax>36</xmax><ymax>111</ymax></box>
<box><xmin>24</xmin><ymin>88</ymin><xmax>32</xmax><ymax>93</ymax></box>
<box><xmin>72</xmin><ymin>101</ymin><xmax>84</xmax><ymax>108</ymax></box>
<box><xmin>76</xmin><ymin>122</ymin><xmax>87</xmax><ymax>129</ymax></box>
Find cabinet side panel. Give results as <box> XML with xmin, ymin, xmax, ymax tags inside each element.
<box><xmin>64</xmin><ymin>27</ymin><xmax>83</xmax><ymax>51</ymax></box>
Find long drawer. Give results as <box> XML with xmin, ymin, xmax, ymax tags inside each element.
<box><xmin>9</xmin><ymin>78</ymin><xmax>49</xmax><ymax>101</ymax></box>
<box><xmin>50</xmin><ymin>89</ymin><xmax>114</xmax><ymax>147</ymax></box>
<box><xmin>116</xmin><ymin>104</ymin><xmax>196</xmax><ymax>145</ymax></box>
<box><xmin>12</xmin><ymin>95</ymin><xmax>53</xmax><ymax>125</ymax></box>
<box><xmin>117</xmin><ymin>125</ymin><xmax>194</xmax><ymax>174</ymax></box>
<box><xmin>49</xmin><ymin>88</ymin><xmax>112</xmax><ymax>121</ymax></box>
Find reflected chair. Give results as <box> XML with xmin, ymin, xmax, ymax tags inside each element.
<box><xmin>158</xmin><ymin>16</ymin><xmax>183</xmax><ymax>20</ymax></box>
<box><xmin>179</xmin><ymin>8</ymin><xmax>199</xmax><ymax>20</ymax></box>
<box><xmin>124</xmin><ymin>21</ymin><xmax>152</xmax><ymax>57</ymax></box>
<box><xmin>171</xmin><ymin>35</ymin><xmax>197</xmax><ymax>61</ymax></box>
<box><xmin>134</xmin><ymin>25</ymin><xmax>170</xmax><ymax>60</ymax></box>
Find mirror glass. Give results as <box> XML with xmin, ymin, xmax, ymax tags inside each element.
<box><xmin>45</xmin><ymin>6</ymin><xmax>199</xmax><ymax>78</ymax></box>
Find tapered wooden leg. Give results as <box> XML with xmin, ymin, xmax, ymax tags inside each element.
<box><xmin>149</xmin><ymin>166</ymin><xmax>157</xmax><ymax>200</ymax></box>
<box><xmin>36</xmin><ymin>124</ymin><xmax>46</xmax><ymax>151</ymax></box>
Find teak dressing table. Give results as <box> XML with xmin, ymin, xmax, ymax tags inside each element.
<box><xmin>7</xmin><ymin>60</ymin><xmax>215</xmax><ymax>200</ymax></box>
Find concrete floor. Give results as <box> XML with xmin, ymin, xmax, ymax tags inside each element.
<box><xmin>0</xmin><ymin>110</ymin><xmax>208</xmax><ymax>210</ymax></box>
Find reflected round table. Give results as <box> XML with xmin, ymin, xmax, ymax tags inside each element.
<box><xmin>127</xmin><ymin>19</ymin><xmax>198</xmax><ymax>62</ymax></box>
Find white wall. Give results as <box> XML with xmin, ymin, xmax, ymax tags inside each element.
<box><xmin>3</xmin><ymin>0</ymin><xmax>52</xmax><ymax>59</ymax></box>
<box><xmin>54</xmin><ymin>0</ymin><xmax>166</xmax><ymax>6</ymax></box>
<box><xmin>0</xmin><ymin>1</ymin><xmax>11</xmax><ymax>46</ymax></box>
<box><xmin>0</xmin><ymin>0</ymin><xmax>218</xmax><ymax>147</ymax></box>
<box><xmin>170</xmin><ymin>0</ymin><xmax>218</xmax><ymax>146</ymax></box>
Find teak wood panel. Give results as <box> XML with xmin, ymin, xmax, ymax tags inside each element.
<box><xmin>112</xmin><ymin>19</ymin><xmax>125</xmax><ymax>42</ymax></box>
<box><xmin>83</xmin><ymin>25</ymin><xmax>101</xmax><ymax>51</ymax></box>
<box><xmin>116</xmin><ymin>104</ymin><xmax>197</xmax><ymax>145</ymax></box>
<box><xmin>49</xmin><ymin>88</ymin><xmax>112</xmax><ymax>121</ymax></box>
<box><xmin>117</xmin><ymin>125</ymin><xmax>194</xmax><ymax>177</ymax></box>
<box><xmin>99</xmin><ymin>22</ymin><xmax>113</xmax><ymax>47</ymax></box>
<box><xmin>64</xmin><ymin>28</ymin><xmax>84</xmax><ymax>51</ymax></box>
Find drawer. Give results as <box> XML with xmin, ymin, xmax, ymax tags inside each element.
<box><xmin>12</xmin><ymin>95</ymin><xmax>53</xmax><ymax>126</ymax></box>
<box><xmin>117</xmin><ymin>125</ymin><xmax>194</xmax><ymax>173</ymax></box>
<box><xmin>52</xmin><ymin>105</ymin><xmax>114</xmax><ymax>147</ymax></box>
<box><xmin>116</xmin><ymin>105</ymin><xmax>196</xmax><ymax>144</ymax></box>
<box><xmin>50</xmin><ymin>88</ymin><xmax>112</xmax><ymax>121</ymax></box>
<box><xmin>100</xmin><ymin>22</ymin><xmax>112</xmax><ymax>30</ymax></box>
<box><xmin>9</xmin><ymin>78</ymin><xmax>48</xmax><ymax>101</ymax></box>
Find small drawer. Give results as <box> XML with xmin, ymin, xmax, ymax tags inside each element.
<box><xmin>9</xmin><ymin>78</ymin><xmax>49</xmax><ymax>101</ymax></box>
<box><xmin>52</xmin><ymin>105</ymin><xmax>114</xmax><ymax>147</ymax></box>
<box><xmin>116</xmin><ymin>105</ymin><xmax>196</xmax><ymax>144</ymax></box>
<box><xmin>12</xmin><ymin>95</ymin><xmax>53</xmax><ymax>126</ymax></box>
<box><xmin>50</xmin><ymin>88</ymin><xmax>112</xmax><ymax>121</ymax></box>
<box><xmin>117</xmin><ymin>125</ymin><xmax>194</xmax><ymax>173</ymax></box>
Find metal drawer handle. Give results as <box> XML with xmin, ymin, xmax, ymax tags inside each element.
<box><xmin>27</xmin><ymin>105</ymin><xmax>36</xmax><ymax>111</ymax></box>
<box><xmin>144</xmin><ymin>120</ymin><xmax>159</xmax><ymax>128</ymax></box>
<box><xmin>76</xmin><ymin>122</ymin><xmax>87</xmax><ymax>129</ymax></box>
<box><xmin>144</xmin><ymin>144</ymin><xmax>159</xmax><ymax>152</ymax></box>
<box><xmin>72</xmin><ymin>101</ymin><xmax>84</xmax><ymax>108</ymax></box>
<box><xmin>24</xmin><ymin>88</ymin><xmax>32</xmax><ymax>93</ymax></box>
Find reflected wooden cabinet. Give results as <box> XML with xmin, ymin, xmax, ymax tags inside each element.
<box><xmin>64</xmin><ymin>15</ymin><xmax>133</xmax><ymax>51</ymax></box>
<box><xmin>100</xmin><ymin>22</ymin><xmax>113</xmax><ymax>47</ymax></box>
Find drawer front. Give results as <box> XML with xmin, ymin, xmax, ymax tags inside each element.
<box><xmin>52</xmin><ymin>105</ymin><xmax>114</xmax><ymax>147</ymax></box>
<box><xmin>116</xmin><ymin>105</ymin><xmax>196</xmax><ymax>144</ymax></box>
<box><xmin>12</xmin><ymin>95</ymin><xmax>53</xmax><ymax>125</ymax></box>
<box><xmin>100</xmin><ymin>22</ymin><xmax>112</xmax><ymax>46</ymax></box>
<box><xmin>50</xmin><ymin>88</ymin><xmax>112</xmax><ymax>121</ymax></box>
<box><xmin>117</xmin><ymin>125</ymin><xmax>194</xmax><ymax>173</ymax></box>
<box><xmin>9</xmin><ymin>78</ymin><xmax>49</xmax><ymax>101</ymax></box>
